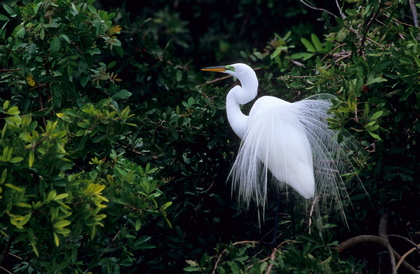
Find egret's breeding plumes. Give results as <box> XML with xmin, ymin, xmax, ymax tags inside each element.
<box><xmin>202</xmin><ymin>63</ymin><xmax>363</xmax><ymax>222</ymax></box>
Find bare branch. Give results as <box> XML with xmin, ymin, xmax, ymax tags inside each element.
<box><xmin>204</xmin><ymin>74</ymin><xmax>232</xmax><ymax>85</ymax></box>
<box><xmin>396</xmin><ymin>244</ymin><xmax>420</xmax><ymax>271</ymax></box>
<box><xmin>335</xmin><ymin>0</ymin><xmax>345</xmax><ymax>19</ymax></box>
<box><xmin>299</xmin><ymin>0</ymin><xmax>337</xmax><ymax>18</ymax></box>
<box><xmin>338</xmin><ymin>212</ymin><xmax>418</xmax><ymax>273</ymax></box>
<box><xmin>378</xmin><ymin>213</ymin><xmax>397</xmax><ymax>274</ymax></box>
<box><xmin>409</xmin><ymin>0</ymin><xmax>418</xmax><ymax>27</ymax></box>
<box><xmin>0</xmin><ymin>68</ymin><xmax>22</xmax><ymax>72</ymax></box>
<box><xmin>388</xmin><ymin>234</ymin><xmax>420</xmax><ymax>250</ymax></box>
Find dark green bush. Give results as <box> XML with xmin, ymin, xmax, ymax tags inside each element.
<box><xmin>1</xmin><ymin>1</ymin><xmax>170</xmax><ymax>272</ymax></box>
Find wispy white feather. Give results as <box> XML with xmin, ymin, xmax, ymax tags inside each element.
<box><xmin>229</xmin><ymin>94</ymin><xmax>361</xmax><ymax>220</ymax></box>
<box><xmin>202</xmin><ymin>63</ymin><xmax>364</xmax><ymax>225</ymax></box>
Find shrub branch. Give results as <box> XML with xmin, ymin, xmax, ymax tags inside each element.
<box><xmin>338</xmin><ymin>212</ymin><xmax>418</xmax><ymax>273</ymax></box>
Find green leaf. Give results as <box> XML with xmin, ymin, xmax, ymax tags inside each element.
<box><xmin>92</xmin><ymin>134</ymin><xmax>107</xmax><ymax>143</ymax></box>
<box><xmin>270</xmin><ymin>46</ymin><xmax>287</xmax><ymax>59</ymax></box>
<box><xmin>60</xmin><ymin>33</ymin><xmax>71</xmax><ymax>44</ymax></box>
<box><xmin>5</xmin><ymin>115</ymin><xmax>21</xmax><ymax>125</ymax></box>
<box><xmin>47</xmin><ymin>190</ymin><xmax>57</xmax><ymax>201</ymax></box>
<box><xmin>3</xmin><ymin>100</ymin><xmax>10</xmax><ymax>109</ymax></box>
<box><xmin>366</xmin><ymin>76</ymin><xmax>387</xmax><ymax>86</ymax></box>
<box><xmin>107</xmin><ymin>61</ymin><xmax>117</xmax><ymax>69</ymax></box>
<box><xmin>135</xmin><ymin>218</ymin><xmax>142</xmax><ymax>231</ymax></box>
<box><xmin>29</xmin><ymin>238</ymin><xmax>39</xmax><ymax>256</ymax></box>
<box><xmin>368</xmin><ymin>131</ymin><xmax>381</xmax><ymax>140</ymax></box>
<box><xmin>301</xmin><ymin>38</ymin><xmax>315</xmax><ymax>52</ymax></box>
<box><xmin>3</xmin><ymin>4</ymin><xmax>16</xmax><ymax>17</ymax></box>
<box><xmin>40</xmin><ymin>27</ymin><xmax>45</xmax><ymax>40</ymax></box>
<box><xmin>311</xmin><ymin>33</ymin><xmax>323</xmax><ymax>51</ymax></box>
<box><xmin>159</xmin><ymin>201</ymin><xmax>172</xmax><ymax>212</ymax></box>
<box><xmin>120</xmin><ymin>106</ymin><xmax>130</xmax><ymax>119</ymax></box>
<box><xmin>290</xmin><ymin>52</ymin><xmax>314</xmax><ymax>61</ymax></box>
<box><xmin>54</xmin><ymin>200</ymin><xmax>71</xmax><ymax>210</ymax></box>
<box><xmin>54</xmin><ymin>220</ymin><xmax>71</xmax><ymax>229</ymax></box>
<box><xmin>0</xmin><ymin>168</ymin><xmax>7</xmax><ymax>185</ymax></box>
<box><xmin>187</xmin><ymin>97</ymin><xmax>196</xmax><ymax>106</ymax></box>
<box><xmin>133</xmin><ymin>236</ymin><xmax>155</xmax><ymax>249</ymax></box>
<box><xmin>184</xmin><ymin>266</ymin><xmax>201</xmax><ymax>272</ymax></box>
<box><xmin>77</xmin><ymin>122</ymin><xmax>89</xmax><ymax>129</ymax></box>
<box><xmin>20</xmin><ymin>213</ymin><xmax>32</xmax><ymax>227</ymax></box>
<box><xmin>7</xmin><ymin>106</ymin><xmax>20</xmax><ymax>115</ymax></box>
<box><xmin>79</xmin><ymin>74</ymin><xmax>89</xmax><ymax>87</ymax></box>
<box><xmin>53</xmin><ymin>193</ymin><xmax>69</xmax><ymax>201</ymax></box>
<box><xmin>0</xmin><ymin>14</ymin><xmax>9</xmax><ymax>21</ymax></box>
<box><xmin>112</xmin><ymin>89</ymin><xmax>132</xmax><ymax>100</ymax></box>
<box><xmin>33</xmin><ymin>2</ymin><xmax>42</xmax><ymax>15</ymax></box>
<box><xmin>9</xmin><ymin>157</ymin><xmax>24</xmax><ymax>163</ymax></box>
<box><xmin>5</xmin><ymin>183</ymin><xmax>24</xmax><ymax>192</ymax></box>
<box><xmin>14</xmin><ymin>24</ymin><xmax>25</xmax><ymax>38</ymax></box>
<box><xmin>3</xmin><ymin>146</ymin><xmax>12</xmax><ymax>161</ymax></box>
<box><xmin>53</xmin><ymin>232</ymin><xmax>60</xmax><ymax>247</ymax></box>
<box><xmin>370</xmin><ymin>110</ymin><xmax>383</xmax><ymax>120</ymax></box>
<box><xmin>50</xmin><ymin>36</ymin><xmax>60</xmax><ymax>55</ymax></box>
<box><xmin>114</xmin><ymin>45</ymin><xmax>123</xmax><ymax>57</ymax></box>
<box><xmin>16</xmin><ymin>202</ymin><xmax>32</xmax><ymax>208</ymax></box>
<box><xmin>87</xmin><ymin>4</ymin><xmax>97</xmax><ymax>14</ymax></box>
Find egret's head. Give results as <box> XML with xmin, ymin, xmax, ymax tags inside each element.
<box><xmin>201</xmin><ymin>63</ymin><xmax>252</xmax><ymax>78</ymax></box>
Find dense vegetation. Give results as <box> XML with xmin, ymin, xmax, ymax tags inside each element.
<box><xmin>0</xmin><ymin>0</ymin><xmax>418</xmax><ymax>273</ymax></box>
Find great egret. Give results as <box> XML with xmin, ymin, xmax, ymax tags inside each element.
<box><xmin>202</xmin><ymin>63</ymin><xmax>362</xmax><ymax>224</ymax></box>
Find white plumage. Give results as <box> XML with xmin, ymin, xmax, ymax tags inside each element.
<box><xmin>202</xmin><ymin>63</ymin><xmax>358</xmax><ymax>214</ymax></box>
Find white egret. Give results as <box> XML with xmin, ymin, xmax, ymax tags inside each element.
<box><xmin>202</xmin><ymin>63</ymin><xmax>362</xmax><ymax>226</ymax></box>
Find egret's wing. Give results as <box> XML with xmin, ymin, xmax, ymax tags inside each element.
<box><xmin>229</xmin><ymin>94</ymin><xmax>363</xmax><ymax>216</ymax></box>
<box><xmin>294</xmin><ymin>96</ymin><xmax>341</xmax><ymax>195</ymax></box>
<box><xmin>229</xmin><ymin>96</ymin><xmax>315</xmax><ymax>209</ymax></box>
<box><xmin>295</xmin><ymin>94</ymin><xmax>365</xmax><ymax>219</ymax></box>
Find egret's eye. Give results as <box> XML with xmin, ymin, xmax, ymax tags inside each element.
<box><xmin>226</xmin><ymin>65</ymin><xmax>235</xmax><ymax>72</ymax></box>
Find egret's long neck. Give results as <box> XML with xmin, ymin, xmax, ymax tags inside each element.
<box><xmin>226</xmin><ymin>71</ymin><xmax>258</xmax><ymax>139</ymax></box>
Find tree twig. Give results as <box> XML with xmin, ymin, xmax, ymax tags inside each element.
<box><xmin>0</xmin><ymin>266</ymin><xmax>12</xmax><ymax>274</ymax></box>
<box><xmin>265</xmin><ymin>248</ymin><xmax>278</xmax><ymax>274</ymax></box>
<box><xmin>388</xmin><ymin>234</ymin><xmax>420</xmax><ymax>250</ymax></box>
<box><xmin>409</xmin><ymin>0</ymin><xmax>418</xmax><ymax>27</ymax></box>
<box><xmin>299</xmin><ymin>0</ymin><xmax>337</xmax><ymax>18</ymax></box>
<box><xmin>0</xmin><ymin>68</ymin><xmax>22</xmax><ymax>72</ymax></box>
<box><xmin>308</xmin><ymin>196</ymin><xmax>321</xmax><ymax>234</ymax></box>
<box><xmin>335</xmin><ymin>0</ymin><xmax>345</xmax><ymax>19</ymax></box>
<box><xmin>204</xmin><ymin>74</ymin><xmax>232</xmax><ymax>85</ymax></box>
<box><xmin>396</xmin><ymin>244</ymin><xmax>420</xmax><ymax>271</ymax></box>
<box><xmin>378</xmin><ymin>213</ymin><xmax>397</xmax><ymax>274</ymax></box>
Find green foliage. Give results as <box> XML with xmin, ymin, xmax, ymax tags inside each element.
<box><xmin>0</xmin><ymin>0</ymin><xmax>124</xmax><ymax>112</ymax></box>
<box><xmin>0</xmin><ymin>0</ymin><xmax>170</xmax><ymax>272</ymax></box>
<box><xmin>185</xmin><ymin>226</ymin><xmax>362</xmax><ymax>273</ymax></box>
<box><xmin>57</xmin><ymin>98</ymin><xmax>135</xmax><ymax>158</ymax></box>
<box><xmin>0</xmin><ymin>99</ymin><xmax>170</xmax><ymax>271</ymax></box>
<box><xmin>1</xmin><ymin>100</ymin><xmax>108</xmax><ymax>257</ymax></box>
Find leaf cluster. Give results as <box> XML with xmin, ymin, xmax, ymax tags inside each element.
<box><xmin>185</xmin><ymin>226</ymin><xmax>362</xmax><ymax>273</ymax></box>
<box><xmin>0</xmin><ymin>1</ymin><xmax>170</xmax><ymax>272</ymax></box>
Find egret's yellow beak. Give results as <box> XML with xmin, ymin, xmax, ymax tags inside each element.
<box><xmin>201</xmin><ymin>66</ymin><xmax>226</xmax><ymax>72</ymax></box>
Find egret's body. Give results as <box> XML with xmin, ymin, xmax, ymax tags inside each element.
<box><xmin>245</xmin><ymin>95</ymin><xmax>315</xmax><ymax>199</ymax></box>
<box><xmin>202</xmin><ymin>63</ymin><xmax>357</xmax><ymax>214</ymax></box>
